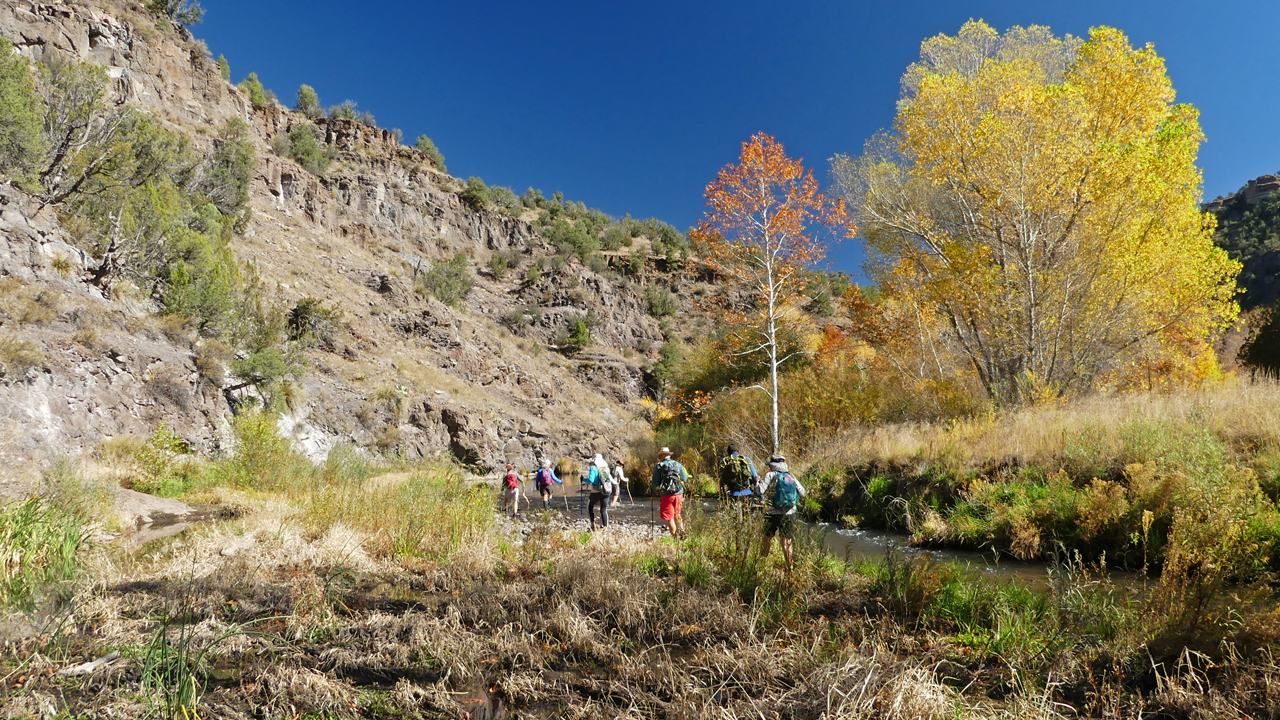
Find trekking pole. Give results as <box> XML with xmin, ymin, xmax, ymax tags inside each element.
<box><xmin>650</xmin><ymin>494</ymin><xmax>655</xmax><ymax>539</ymax></box>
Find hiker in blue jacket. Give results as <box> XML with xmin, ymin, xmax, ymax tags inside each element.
<box><xmin>533</xmin><ymin>458</ymin><xmax>562</xmax><ymax>508</ymax></box>
<box><xmin>756</xmin><ymin>454</ymin><xmax>806</xmax><ymax>571</ymax></box>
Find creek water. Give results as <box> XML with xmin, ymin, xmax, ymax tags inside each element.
<box><xmin>522</xmin><ymin>487</ymin><xmax>1140</xmax><ymax>589</ymax></box>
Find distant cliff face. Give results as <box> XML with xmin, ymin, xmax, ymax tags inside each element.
<box><xmin>0</xmin><ymin>0</ymin><xmax>709</xmax><ymax>480</ymax></box>
<box><xmin>1208</xmin><ymin>172</ymin><xmax>1280</xmax><ymax>310</ymax></box>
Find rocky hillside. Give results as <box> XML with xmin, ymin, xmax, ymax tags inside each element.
<box><xmin>0</xmin><ymin>0</ymin><xmax>716</xmax><ymax>482</ymax></box>
<box><xmin>1207</xmin><ymin>172</ymin><xmax>1280</xmax><ymax>310</ymax></box>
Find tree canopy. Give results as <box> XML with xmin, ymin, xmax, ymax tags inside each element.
<box><xmin>832</xmin><ymin>21</ymin><xmax>1239</xmax><ymax>399</ymax></box>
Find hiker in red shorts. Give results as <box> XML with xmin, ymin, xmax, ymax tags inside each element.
<box><xmin>649</xmin><ymin>447</ymin><xmax>689</xmax><ymax>538</ymax></box>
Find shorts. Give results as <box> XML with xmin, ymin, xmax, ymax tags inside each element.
<box><xmin>659</xmin><ymin>493</ymin><xmax>684</xmax><ymax>521</ymax></box>
<box><xmin>505</xmin><ymin>487</ymin><xmax>520</xmax><ymax>502</ymax></box>
<box><xmin>764</xmin><ymin>512</ymin><xmax>795</xmax><ymax>539</ymax></box>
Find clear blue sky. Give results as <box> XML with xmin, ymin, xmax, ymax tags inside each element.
<box><xmin>196</xmin><ymin>0</ymin><xmax>1280</xmax><ymax>277</ymax></box>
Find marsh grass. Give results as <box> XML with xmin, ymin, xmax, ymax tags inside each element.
<box><xmin>0</xmin><ymin>499</ymin><xmax>84</xmax><ymax>610</ymax></box>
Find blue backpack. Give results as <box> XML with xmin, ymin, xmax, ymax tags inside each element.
<box><xmin>772</xmin><ymin>473</ymin><xmax>798</xmax><ymax>511</ymax></box>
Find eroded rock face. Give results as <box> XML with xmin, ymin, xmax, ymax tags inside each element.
<box><xmin>0</xmin><ymin>1</ymin><xmax>691</xmax><ymax>475</ymax></box>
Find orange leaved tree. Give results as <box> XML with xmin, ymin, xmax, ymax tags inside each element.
<box><xmin>692</xmin><ymin>133</ymin><xmax>855</xmax><ymax>453</ymax></box>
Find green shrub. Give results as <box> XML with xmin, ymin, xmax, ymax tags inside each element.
<box><xmin>414</xmin><ymin>135</ymin><xmax>446</xmax><ymax>171</ymax></box>
<box><xmin>221</xmin><ymin>410</ymin><xmax>302</xmax><ymax>490</ymax></box>
<box><xmin>196</xmin><ymin>117</ymin><xmax>254</xmax><ymax>218</ymax></box>
<box><xmin>645</xmin><ymin>285</ymin><xmax>677</xmax><ymax>317</ymax></box>
<box><xmin>0</xmin><ymin>499</ymin><xmax>83</xmax><ymax>610</ymax></box>
<box><xmin>216</xmin><ymin>54</ymin><xmax>229</xmax><ymax>80</ymax></box>
<box><xmin>652</xmin><ymin>340</ymin><xmax>681</xmax><ymax>384</ymax></box>
<box><xmin>148</xmin><ymin>0</ymin><xmax>204</xmax><ymax>25</ymax></box>
<box><xmin>0</xmin><ymin>38</ymin><xmax>47</xmax><ymax>182</ymax></box>
<box><xmin>288</xmin><ymin>296</ymin><xmax>342</xmax><ymax>348</ymax></box>
<box><xmin>237</xmin><ymin>72</ymin><xmax>267</xmax><ymax>110</ymax></box>
<box><xmin>294</xmin><ymin>84</ymin><xmax>322</xmax><ymax>119</ymax></box>
<box><xmin>489</xmin><ymin>185</ymin><xmax>521</xmax><ymax>213</ymax></box>
<box><xmin>521</xmin><ymin>187</ymin><xmax>548</xmax><ymax>208</ymax></box>
<box><xmin>565</xmin><ymin>318</ymin><xmax>592</xmax><ymax>351</ymax></box>
<box><xmin>287</xmin><ymin>122</ymin><xmax>328</xmax><ymax>175</ymax></box>
<box><xmin>460</xmin><ymin>176</ymin><xmax>489</xmax><ymax>211</ymax></box>
<box><xmin>418</xmin><ymin>252</ymin><xmax>472</xmax><ymax>306</ymax></box>
<box><xmin>328</xmin><ymin>100</ymin><xmax>358</xmax><ymax>120</ymax></box>
<box><xmin>524</xmin><ymin>263</ymin><xmax>542</xmax><ymax>285</ymax></box>
<box><xmin>488</xmin><ymin>253</ymin><xmax>509</xmax><ymax>280</ymax></box>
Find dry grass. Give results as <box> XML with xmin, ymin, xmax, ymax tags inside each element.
<box><xmin>804</xmin><ymin>378</ymin><xmax>1280</xmax><ymax>475</ymax></box>
<box><xmin>5</xmin><ymin>491</ymin><xmax>1280</xmax><ymax>718</ymax></box>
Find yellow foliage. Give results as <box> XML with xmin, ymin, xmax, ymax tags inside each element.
<box><xmin>833</xmin><ymin>21</ymin><xmax>1239</xmax><ymax>401</ymax></box>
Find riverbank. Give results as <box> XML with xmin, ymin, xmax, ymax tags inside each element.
<box><xmin>4</xmin><ymin>483</ymin><xmax>1280</xmax><ymax>718</ymax></box>
<box><xmin>798</xmin><ymin>381</ymin><xmax>1280</xmax><ymax>578</ymax></box>
<box><xmin>4</xmin><ymin>402</ymin><xmax>1280</xmax><ymax>718</ymax></box>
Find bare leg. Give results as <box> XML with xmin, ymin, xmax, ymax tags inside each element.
<box><xmin>760</xmin><ymin>534</ymin><xmax>773</xmax><ymax>562</ymax></box>
<box><xmin>781</xmin><ymin>538</ymin><xmax>794</xmax><ymax>572</ymax></box>
<box><xmin>665</xmin><ymin>518</ymin><xmax>678</xmax><ymax>536</ymax></box>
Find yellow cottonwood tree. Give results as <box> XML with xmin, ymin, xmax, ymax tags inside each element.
<box><xmin>832</xmin><ymin>21</ymin><xmax>1239</xmax><ymax>399</ymax></box>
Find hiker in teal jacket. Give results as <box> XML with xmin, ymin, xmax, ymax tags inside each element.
<box><xmin>586</xmin><ymin>454</ymin><xmax>617</xmax><ymax>530</ymax></box>
<box><xmin>756</xmin><ymin>454</ymin><xmax>806</xmax><ymax>571</ymax></box>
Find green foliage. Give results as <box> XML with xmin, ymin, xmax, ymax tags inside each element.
<box><xmin>564</xmin><ymin>318</ymin><xmax>593</xmax><ymax>352</ymax></box>
<box><xmin>327</xmin><ymin>99</ymin><xmax>358</xmax><ymax>120</ymax></box>
<box><xmin>147</xmin><ymin>0</ymin><xmax>204</xmax><ymax>25</ymax></box>
<box><xmin>0</xmin><ymin>499</ymin><xmax>83</xmax><ymax>610</ymax></box>
<box><xmin>288</xmin><ymin>296</ymin><xmax>342</xmax><ymax>348</ymax></box>
<box><xmin>644</xmin><ymin>285</ymin><xmax>677</xmax><ymax>317</ymax></box>
<box><xmin>196</xmin><ymin>117</ymin><xmax>254</xmax><ymax>219</ymax></box>
<box><xmin>652</xmin><ymin>340</ymin><xmax>682</xmax><ymax>385</ymax></box>
<box><xmin>414</xmin><ymin>134</ymin><xmax>445</xmax><ymax>171</ymax></box>
<box><xmin>524</xmin><ymin>262</ymin><xmax>542</xmax><ymax>285</ymax></box>
<box><xmin>460</xmin><ymin>176</ymin><xmax>489</xmax><ymax>211</ymax></box>
<box><xmin>237</xmin><ymin>72</ymin><xmax>267</xmax><ymax>110</ymax></box>
<box><xmin>418</xmin><ymin>252</ymin><xmax>472</xmax><ymax>305</ymax></box>
<box><xmin>294</xmin><ymin>84</ymin><xmax>322</xmax><ymax>119</ymax></box>
<box><xmin>221</xmin><ymin>410</ymin><xmax>304</xmax><ymax>489</ymax></box>
<box><xmin>488</xmin><ymin>185</ymin><xmax>521</xmax><ymax>214</ymax></box>
<box><xmin>287</xmin><ymin>122</ymin><xmax>328</xmax><ymax>175</ymax></box>
<box><xmin>1212</xmin><ymin>190</ymin><xmax>1280</xmax><ymax>309</ymax></box>
<box><xmin>488</xmin><ymin>253</ymin><xmax>509</xmax><ymax>280</ymax></box>
<box><xmin>215</xmin><ymin>54</ymin><xmax>230</xmax><ymax>80</ymax></box>
<box><xmin>0</xmin><ymin>38</ymin><xmax>47</xmax><ymax>182</ymax></box>
<box><xmin>521</xmin><ymin>187</ymin><xmax>548</xmax><ymax>209</ymax></box>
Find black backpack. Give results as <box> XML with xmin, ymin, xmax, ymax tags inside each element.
<box><xmin>719</xmin><ymin>455</ymin><xmax>752</xmax><ymax>493</ymax></box>
<box><xmin>654</xmin><ymin>460</ymin><xmax>684</xmax><ymax>496</ymax></box>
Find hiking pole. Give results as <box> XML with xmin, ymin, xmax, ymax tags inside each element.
<box><xmin>650</xmin><ymin>494</ymin><xmax>655</xmax><ymax>539</ymax></box>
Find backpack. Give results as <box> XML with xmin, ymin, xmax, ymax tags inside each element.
<box><xmin>534</xmin><ymin>468</ymin><xmax>551</xmax><ymax>487</ymax></box>
<box><xmin>655</xmin><ymin>460</ymin><xmax>684</xmax><ymax>496</ymax></box>
<box><xmin>505</xmin><ymin>471</ymin><xmax>519</xmax><ymax>490</ymax></box>
<box><xmin>719</xmin><ymin>454</ymin><xmax>753</xmax><ymax>494</ymax></box>
<box><xmin>594</xmin><ymin>466</ymin><xmax>614</xmax><ymax>495</ymax></box>
<box><xmin>771</xmin><ymin>473</ymin><xmax>798</xmax><ymax>511</ymax></box>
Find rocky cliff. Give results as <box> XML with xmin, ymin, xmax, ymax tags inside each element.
<box><xmin>0</xmin><ymin>0</ymin><xmax>709</xmax><ymax>482</ymax></box>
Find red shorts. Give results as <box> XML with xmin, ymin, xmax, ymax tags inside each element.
<box><xmin>659</xmin><ymin>494</ymin><xmax>683</xmax><ymax>521</ymax></box>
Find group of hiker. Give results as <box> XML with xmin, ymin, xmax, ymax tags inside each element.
<box><xmin>501</xmin><ymin>453</ymin><xmax>628</xmax><ymax>531</ymax></box>
<box><xmin>499</xmin><ymin>441</ymin><xmax>807</xmax><ymax>570</ymax></box>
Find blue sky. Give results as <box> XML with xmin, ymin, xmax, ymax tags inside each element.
<box><xmin>197</xmin><ymin>1</ymin><xmax>1280</xmax><ymax>277</ymax></box>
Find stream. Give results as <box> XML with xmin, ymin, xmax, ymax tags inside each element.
<box><xmin>525</xmin><ymin>488</ymin><xmax>1140</xmax><ymax>589</ymax></box>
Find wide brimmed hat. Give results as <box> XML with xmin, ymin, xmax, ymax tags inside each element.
<box><xmin>658</xmin><ymin>447</ymin><xmax>672</xmax><ymax>457</ymax></box>
<box><xmin>769</xmin><ymin>454</ymin><xmax>786</xmax><ymax>463</ymax></box>
<box><xmin>541</xmin><ymin>459</ymin><xmax>551</xmax><ymax>468</ymax></box>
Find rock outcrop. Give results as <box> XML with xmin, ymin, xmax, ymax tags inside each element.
<box><xmin>0</xmin><ymin>0</ymin><xmax>709</xmax><ymax>480</ymax></box>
